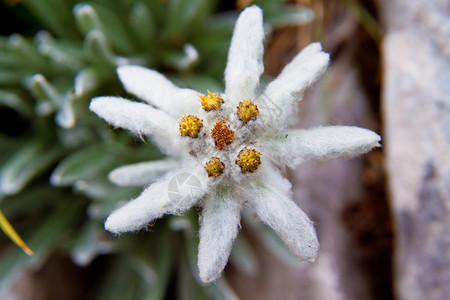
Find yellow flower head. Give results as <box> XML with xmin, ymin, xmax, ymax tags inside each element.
<box><xmin>200</xmin><ymin>90</ymin><xmax>224</xmax><ymax>111</ymax></box>
<box><xmin>237</xmin><ymin>100</ymin><xmax>259</xmax><ymax>123</ymax></box>
<box><xmin>179</xmin><ymin>114</ymin><xmax>203</xmax><ymax>138</ymax></box>
<box><xmin>236</xmin><ymin>148</ymin><xmax>261</xmax><ymax>173</ymax></box>
<box><xmin>205</xmin><ymin>157</ymin><xmax>225</xmax><ymax>177</ymax></box>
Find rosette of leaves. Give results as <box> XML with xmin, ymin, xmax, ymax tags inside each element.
<box><xmin>0</xmin><ymin>0</ymin><xmax>314</xmax><ymax>298</ymax></box>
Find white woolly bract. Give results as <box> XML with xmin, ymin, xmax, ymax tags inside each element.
<box><xmin>259</xmin><ymin>43</ymin><xmax>329</xmax><ymax>128</ymax></box>
<box><xmin>224</xmin><ymin>5</ymin><xmax>264</xmax><ymax>105</ymax></box>
<box><xmin>108</xmin><ymin>159</ymin><xmax>179</xmax><ymax>186</ymax></box>
<box><xmin>117</xmin><ymin>65</ymin><xmax>199</xmax><ymax>118</ymax></box>
<box><xmin>105</xmin><ymin>179</ymin><xmax>171</xmax><ymax>233</ymax></box>
<box><xmin>89</xmin><ymin>96</ymin><xmax>181</xmax><ymax>155</ymax></box>
<box><xmin>260</xmin><ymin>126</ymin><xmax>381</xmax><ymax>167</ymax></box>
<box><xmin>198</xmin><ymin>188</ymin><xmax>242</xmax><ymax>282</ymax></box>
<box><xmin>249</xmin><ymin>166</ymin><xmax>319</xmax><ymax>261</ymax></box>
<box><xmin>105</xmin><ymin>166</ymin><xmax>208</xmax><ymax>234</ymax></box>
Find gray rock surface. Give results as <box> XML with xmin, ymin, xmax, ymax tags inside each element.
<box><xmin>380</xmin><ymin>0</ymin><xmax>450</xmax><ymax>299</ymax></box>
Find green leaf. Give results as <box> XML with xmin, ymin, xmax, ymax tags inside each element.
<box><xmin>27</xmin><ymin>74</ymin><xmax>62</xmax><ymax>109</ymax></box>
<box><xmin>35</xmin><ymin>32</ymin><xmax>85</xmax><ymax>72</ymax></box>
<box><xmin>1</xmin><ymin>186</ymin><xmax>67</xmax><ymax>217</ymax></box>
<box><xmin>21</xmin><ymin>0</ymin><xmax>79</xmax><ymax>39</ymax></box>
<box><xmin>129</xmin><ymin>2</ymin><xmax>156</xmax><ymax>48</ymax></box>
<box><xmin>50</xmin><ymin>144</ymin><xmax>114</xmax><ymax>186</ymax></box>
<box><xmin>70</xmin><ymin>220</ymin><xmax>113</xmax><ymax>267</ymax></box>
<box><xmin>83</xmin><ymin>29</ymin><xmax>117</xmax><ymax>66</ymax></box>
<box><xmin>0</xmin><ymin>140</ymin><xmax>64</xmax><ymax>196</ymax></box>
<box><xmin>0</xmin><ymin>50</ymin><xmax>21</xmax><ymax>68</ymax></box>
<box><xmin>73</xmin><ymin>3</ymin><xmax>138</xmax><ymax>55</ymax></box>
<box><xmin>0</xmin><ymin>71</ymin><xmax>24</xmax><ymax>86</ymax></box>
<box><xmin>72</xmin><ymin>177</ymin><xmax>138</xmax><ymax>205</ymax></box>
<box><xmin>74</xmin><ymin>68</ymin><xmax>103</xmax><ymax>97</ymax></box>
<box><xmin>55</xmin><ymin>93</ymin><xmax>77</xmax><ymax>129</ymax></box>
<box><xmin>0</xmin><ymin>89</ymin><xmax>32</xmax><ymax>116</ymax></box>
<box><xmin>6</xmin><ymin>34</ymin><xmax>48</xmax><ymax>72</ymax></box>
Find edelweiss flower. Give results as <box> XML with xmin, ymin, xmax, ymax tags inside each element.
<box><xmin>89</xmin><ymin>6</ymin><xmax>381</xmax><ymax>282</ymax></box>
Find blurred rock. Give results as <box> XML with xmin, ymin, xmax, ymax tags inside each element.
<box><xmin>380</xmin><ymin>0</ymin><xmax>450</xmax><ymax>299</ymax></box>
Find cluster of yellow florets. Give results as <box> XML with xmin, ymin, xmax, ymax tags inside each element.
<box><xmin>178</xmin><ymin>93</ymin><xmax>262</xmax><ymax>176</ymax></box>
<box><xmin>236</xmin><ymin>148</ymin><xmax>262</xmax><ymax>173</ymax></box>
<box><xmin>199</xmin><ymin>90</ymin><xmax>224</xmax><ymax>111</ymax></box>
<box><xmin>205</xmin><ymin>157</ymin><xmax>225</xmax><ymax>177</ymax></box>
<box><xmin>179</xmin><ymin>114</ymin><xmax>203</xmax><ymax>138</ymax></box>
<box><xmin>237</xmin><ymin>99</ymin><xmax>259</xmax><ymax>123</ymax></box>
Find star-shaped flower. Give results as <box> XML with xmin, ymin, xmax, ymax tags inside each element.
<box><xmin>89</xmin><ymin>6</ymin><xmax>381</xmax><ymax>283</ymax></box>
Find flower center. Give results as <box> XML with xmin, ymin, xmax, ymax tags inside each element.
<box><xmin>211</xmin><ymin>119</ymin><xmax>235</xmax><ymax>150</ymax></box>
<box><xmin>178</xmin><ymin>95</ymin><xmax>263</xmax><ymax>177</ymax></box>
<box><xmin>205</xmin><ymin>157</ymin><xmax>225</xmax><ymax>177</ymax></box>
<box><xmin>237</xmin><ymin>100</ymin><xmax>259</xmax><ymax>123</ymax></box>
<box><xmin>199</xmin><ymin>90</ymin><xmax>223</xmax><ymax>111</ymax></box>
<box><xmin>236</xmin><ymin>148</ymin><xmax>261</xmax><ymax>173</ymax></box>
<box><xmin>179</xmin><ymin>114</ymin><xmax>203</xmax><ymax>138</ymax></box>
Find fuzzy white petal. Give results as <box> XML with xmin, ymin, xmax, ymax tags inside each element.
<box><xmin>117</xmin><ymin>65</ymin><xmax>199</xmax><ymax>117</ymax></box>
<box><xmin>198</xmin><ymin>189</ymin><xmax>242</xmax><ymax>283</ymax></box>
<box><xmin>108</xmin><ymin>158</ymin><xmax>179</xmax><ymax>186</ymax></box>
<box><xmin>89</xmin><ymin>97</ymin><xmax>181</xmax><ymax>155</ymax></box>
<box><xmin>105</xmin><ymin>167</ymin><xmax>207</xmax><ymax>234</ymax></box>
<box><xmin>259</xmin><ymin>43</ymin><xmax>329</xmax><ymax>126</ymax></box>
<box><xmin>224</xmin><ymin>6</ymin><xmax>264</xmax><ymax>105</ymax></box>
<box><xmin>250</xmin><ymin>167</ymin><xmax>319</xmax><ymax>261</ymax></box>
<box><xmin>261</xmin><ymin>126</ymin><xmax>381</xmax><ymax>167</ymax></box>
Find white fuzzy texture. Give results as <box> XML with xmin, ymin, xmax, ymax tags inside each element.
<box><xmin>250</xmin><ymin>166</ymin><xmax>319</xmax><ymax>261</ymax></box>
<box><xmin>105</xmin><ymin>166</ymin><xmax>207</xmax><ymax>234</ymax></box>
<box><xmin>117</xmin><ymin>65</ymin><xmax>199</xmax><ymax>118</ymax></box>
<box><xmin>89</xmin><ymin>96</ymin><xmax>180</xmax><ymax>155</ymax></box>
<box><xmin>198</xmin><ymin>189</ymin><xmax>241</xmax><ymax>282</ymax></box>
<box><xmin>224</xmin><ymin>6</ymin><xmax>264</xmax><ymax>105</ymax></box>
<box><xmin>108</xmin><ymin>159</ymin><xmax>179</xmax><ymax>186</ymax></box>
<box><xmin>260</xmin><ymin>126</ymin><xmax>381</xmax><ymax>167</ymax></box>
<box><xmin>105</xmin><ymin>179</ymin><xmax>171</xmax><ymax>233</ymax></box>
<box><xmin>89</xmin><ymin>5</ymin><xmax>383</xmax><ymax>284</ymax></box>
<box><xmin>259</xmin><ymin>43</ymin><xmax>329</xmax><ymax>127</ymax></box>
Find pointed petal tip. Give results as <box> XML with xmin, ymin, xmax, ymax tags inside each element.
<box><xmin>306</xmin><ymin>256</ymin><xmax>317</xmax><ymax>263</ymax></box>
<box><xmin>198</xmin><ymin>246</ymin><xmax>228</xmax><ymax>283</ymax></box>
<box><xmin>198</xmin><ymin>265</ymin><xmax>222</xmax><ymax>283</ymax></box>
<box><xmin>104</xmin><ymin>204</ymin><xmax>143</xmax><ymax>234</ymax></box>
<box><xmin>361</xmin><ymin>128</ymin><xmax>382</xmax><ymax>148</ymax></box>
<box><xmin>307</xmin><ymin>42</ymin><xmax>323</xmax><ymax>52</ymax></box>
<box><xmin>88</xmin><ymin>96</ymin><xmax>105</xmax><ymax>113</ymax></box>
<box><xmin>104</xmin><ymin>214</ymin><xmax>123</xmax><ymax>234</ymax></box>
<box><xmin>290</xmin><ymin>229</ymin><xmax>319</xmax><ymax>261</ymax></box>
<box><xmin>242</xmin><ymin>4</ymin><xmax>262</xmax><ymax>13</ymax></box>
<box><xmin>107</xmin><ymin>170</ymin><xmax>121</xmax><ymax>186</ymax></box>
